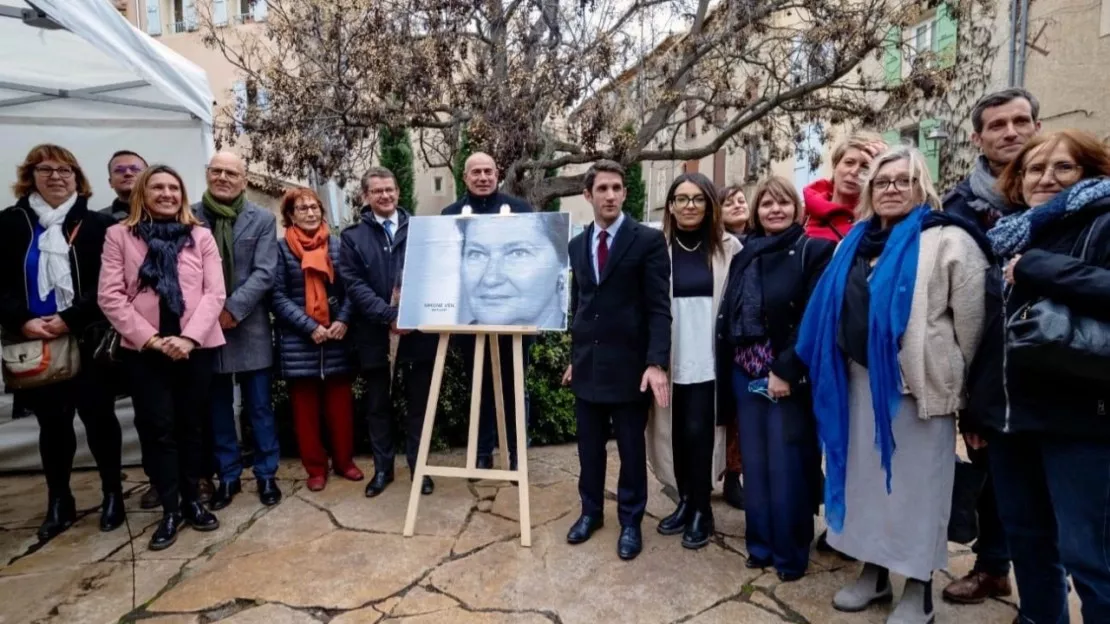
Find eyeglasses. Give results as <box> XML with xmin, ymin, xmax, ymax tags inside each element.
<box><xmin>672</xmin><ymin>195</ymin><xmax>707</xmax><ymax>209</ymax></box>
<box><xmin>112</xmin><ymin>165</ymin><xmax>145</xmax><ymax>175</ymax></box>
<box><xmin>1023</xmin><ymin>161</ymin><xmax>1082</xmax><ymax>183</ymax></box>
<box><xmin>369</xmin><ymin>188</ymin><xmax>397</xmax><ymax>196</ymax></box>
<box><xmin>207</xmin><ymin>166</ymin><xmax>243</xmax><ymax>181</ymax></box>
<box><xmin>34</xmin><ymin>166</ymin><xmax>74</xmax><ymax>179</ymax></box>
<box><xmin>872</xmin><ymin>177</ymin><xmax>915</xmax><ymax>192</ymax></box>
<box><xmin>293</xmin><ymin>204</ymin><xmax>322</xmax><ymax>214</ymax></box>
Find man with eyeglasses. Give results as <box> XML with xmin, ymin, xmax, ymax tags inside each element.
<box><xmin>338</xmin><ymin>166</ymin><xmax>438</xmax><ymax>497</ymax></box>
<box><xmin>940</xmin><ymin>88</ymin><xmax>1041</xmax><ymax>606</ymax></box>
<box><xmin>441</xmin><ymin>152</ymin><xmax>534</xmax><ymax>475</ymax></box>
<box><xmin>193</xmin><ymin>151</ymin><xmax>282</xmax><ymax>510</ymax></box>
<box><xmin>102</xmin><ymin>151</ymin><xmax>147</xmax><ymax>221</ymax></box>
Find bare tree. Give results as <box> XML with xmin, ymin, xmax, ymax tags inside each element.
<box><xmin>203</xmin><ymin>0</ymin><xmax>959</xmax><ymax>206</ymax></box>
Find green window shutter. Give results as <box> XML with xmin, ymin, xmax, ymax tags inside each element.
<box><xmin>918</xmin><ymin>119</ymin><xmax>941</xmax><ymax>182</ymax></box>
<box><xmin>883</xmin><ymin>26</ymin><xmax>903</xmax><ymax>85</ymax></box>
<box><xmin>934</xmin><ymin>3</ymin><xmax>959</xmax><ymax>69</ymax></box>
<box><xmin>882</xmin><ymin>130</ymin><xmax>902</xmax><ymax>148</ymax></box>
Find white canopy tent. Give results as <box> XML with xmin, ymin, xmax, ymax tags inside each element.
<box><xmin>0</xmin><ymin>0</ymin><xmax>215</xmax><ymax>205</ymax></box>
<box><xmin>0</xmin><ymin>0</ymin><xmax>216</xmax><ymax>471</ymax></box>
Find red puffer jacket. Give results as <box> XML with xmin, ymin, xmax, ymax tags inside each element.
<box><xmin>802</xmin><ymin>179</ymin><xmax>855</xmax><ymax>242</ymax></box>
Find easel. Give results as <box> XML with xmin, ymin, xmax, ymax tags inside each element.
<box><xmin>403</xmin><ymin>325</ymin><xmax>539</xmax><ymax>546</ymax></box>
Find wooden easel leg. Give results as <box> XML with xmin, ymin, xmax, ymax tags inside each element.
<box><xmin>488</xmin><ymin>336</ymin><xmax>510</xmax><ymax>470</ymax></box>
<box><xmin>464</xmin><ymin>335</ymin><xmax>486</xmax><ymax>471</ymax></box>
<box><xmin>512</xmin><ymin>334</ymin><xmax>531</xmax><ymax>547</ymax></box>
<box><xmin>403</xmin><ymin>333</ymin><xmax>451</xmax><ymax>537</ymax></box>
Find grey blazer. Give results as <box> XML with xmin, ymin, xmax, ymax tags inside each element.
<box><xmin>193</xmin><ymin>199</ymin><xmax>278</xmax><ymax>374</ymax></box>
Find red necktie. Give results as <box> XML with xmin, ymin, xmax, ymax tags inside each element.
<box><xmin>597</xmin><ymin>230</ymin><xmax>609</xmax><ymax>276</ymax></box>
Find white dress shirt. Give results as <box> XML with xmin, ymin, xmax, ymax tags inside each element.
<box><xmin>591</xmin><ymin>211</ymin><xmax>625</xmax><ymax>282</ymax></box>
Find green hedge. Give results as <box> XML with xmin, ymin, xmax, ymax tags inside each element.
<box><xmin>271</xmin><ymin>332</ymin><xmax>576</xmax><ymax>456</ymax></box>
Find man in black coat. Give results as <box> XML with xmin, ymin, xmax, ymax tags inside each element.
<box><xmin>339</xmin><ymin>166</ymin><xmax>438</xmax><ymax>498</ymax></box>
<box><xmin>941</xmin><ymin>87</ymin><xmax>1040</xmax><ymax>606</ymax></box>
<box><xmin>561</xmin><ymin>160</ymin><xmax>671</xmax><ymax>561</ymax></box>
<box><xmin>441</xmin><ymin>152</ymin><xmax>533</xmax><ymax>472</ymax></box>
<box><xmin>101</xmin><ymin>150</ymin><xmax>147</xmax><ymax>222</ymax></box>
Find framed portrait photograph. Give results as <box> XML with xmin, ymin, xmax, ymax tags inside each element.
<box><xmin>397</xmin><ymin>212</ymin><xmax>572</xmax><ymax>331</ymax></box>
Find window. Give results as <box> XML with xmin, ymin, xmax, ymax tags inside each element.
<box><xmin>236</xmin><ymin>0</ymin><xmax>268</xmax><ymax>23</ymax></box>
<box><xmin>685</xmin><ymin>100</ymin><xmax>697</xmax><ymax>140</ymax></box>
<box><xmin>232</xmin><ymin>79</ymin><xmax>270</xmax><ymax>134</ymax></box>
<box><xmin>712</xmin><ymin>150</ymin><xmax>726</xmax><ymax>186</ymax></box>
<box><xmin>900</xmin><ymin>125</ymin><xmax>920</xmax><ymax>148</ymax></box>
<box><xmin>170</xmin><ymin>0</ymin><xmax>198</xmax><ymax>34</ymax></box>
<box><xmin>145</xmin><ymin>0</ymin><xmax>162</xmax><ymax>36</ymax></box>
<box><xmin>212</xmin><ymin>0</ymin><xmax>229</xmax><ymax>26</ymax></box>
<box><xmin>434</xmin><ymin>177</ymin><xmax>443</xmax><ymax>194</ymax></box>
<box><xmin>906</xmin><ymin>18</ymin><xmax>937</xmax><ymax>69</ymax></box>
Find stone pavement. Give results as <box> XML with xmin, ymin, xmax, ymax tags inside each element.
<box><xmin>0</xmin><ymin>443</ymin><xmax>1081</xmax><ymax>624</ymax></box>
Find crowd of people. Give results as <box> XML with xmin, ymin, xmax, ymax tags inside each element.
<box><xmin>0</xmin><ymin>86</ymin><xmax>1107</xmax><ymax>623</ymax></box>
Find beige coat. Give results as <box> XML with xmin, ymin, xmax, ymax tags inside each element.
<box><xmin>897</xmin><ymin>225</ymin><xmax>989</xmax><ymax>419</ymax></box>
<box><xmin>647</xmin><ymin>233</ymin><xmax>742</xmax><ymax>491</ymax></box>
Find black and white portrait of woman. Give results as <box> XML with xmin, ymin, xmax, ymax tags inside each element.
<box><xmin>396</xmin><ymin>212</ymin><xmax>571</xmax><ymax>331</ymax></box>
<box><xmin>456</xmin><ymin>212</ymin><xmax>570</xmax><ymax>329</ymax></box>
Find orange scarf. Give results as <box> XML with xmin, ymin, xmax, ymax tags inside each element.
<box><xmin>284</xmin><ymin>223</ymin><xmax>334</xmax><ymax>325</ymax></box>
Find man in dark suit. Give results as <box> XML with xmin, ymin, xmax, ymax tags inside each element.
<box><xmin>562</xmin><ymin>159</ymin><xmax>671</xmax><ymax>560</ymax></box>
<box><xmin>339</xmin><ymin>166</ymin><xmax>438</xmax><ymax>497</ymax></box>
<box><xmin>441</xmin><ymin>152</ymin><xmax>533</xmax><ymax>472</ymax></box>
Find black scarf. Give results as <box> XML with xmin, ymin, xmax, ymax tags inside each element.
<box><xmin>721</xmin><ymin>223</ymin><xmax>805</xmax><ymax>343</ymax></box>
<box><xmin>856</xmin><ymin>211</ymin><xmax>994</xmax><ymax>261</ymax></box>
<box><xmin>134</xmin><ymin>221</ymin><xmax>194</xmax><ymax>317</ymax></box>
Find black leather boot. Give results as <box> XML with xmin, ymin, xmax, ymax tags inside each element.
<box><xmin>99</xmin><ymin>490</ymin><xmax>125</xmax><ymax>532</ymax></box>
<box><xmin>150</xmin><ymin>512</ymin><xmax>183</xmax><ymax>551</ymax></box>
<box><xmin>723</xmin><ymin>471</ymin><xmax>745</xmax><ymax>510</ymax></box>
<box><xmin>681</xmin><ymin>509</ymin><xmax>714</xmax><ymax>549</ymax></box>
<box><xmin>37</xmin><ymin>493</ymin><xmax>77</xmax><ymax>541</ymax></box>
<box><xmin>209</xmin><ymin>479</ymin><xmax>241</xmax><ymax>510</ymax></box>
<box><xmin>182</xmin><ymin>501</ymin><xmax>220</xmax><ymax>531</ymax></box>
<box><xmin>657</xmin><ymin>497</ymin><xmax>690</xmax><ymax>535</ymax></box>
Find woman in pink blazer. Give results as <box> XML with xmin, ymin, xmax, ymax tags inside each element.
<box><xmin>98</xmin><ymin>164</ymin><xmax>226</xmax><ymax>552</ymax></box>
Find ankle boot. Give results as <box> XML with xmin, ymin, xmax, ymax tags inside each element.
<box><xmin>833</xmin><ymin>563</ymin><xmax>893</xmax><ymax>612</ymax></box>
<box><xmin>887</xmin><ymin>578</ymin><xmax>934</xmax><ymax>624</ymax></box>
<box><xmin>99</xmin><ymin>490</ymin><xmax>125</xmax><ymax>532</ymax></box>
<box><xmin>723</xmin><ymin>471</ymin><xmax>745</xmax><ymax>510</ymax></box>
<box><xmin>657</xmin><ymin>497</ymin><xmax>689</xmax><ymax>535</ymax></box>
<box><xmin>37</xmin><ymin>493</ymin><xmax>77</xmax><ymax>541</ymax></box>
<box><xmin>681</xmin><ymin>509</ymin><xmax>714</xmax><ymax>549</ymax></box>
<box><xmin>182</xmin><ymin>501</ymin><xmax>220</xmax><ymax>532</ymax></box>
<box><xmin>150</xmin><ymin>512</ymin><xmax>182</xmax><ymax>551</ymax></box>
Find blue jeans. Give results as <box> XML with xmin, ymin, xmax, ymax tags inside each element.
<box><xmin>211</xmin><ymin>370</ymin><xmax>280</xmax><ymax>482</ymax></box>
<box><xmin>989</xmin><ymin>431</ymin><xmax>1110</xmax><ymax>623</ymax></box>
<box><xmin>734</xmin><ymin>368</ymin><xmax>817</xmax><ymax>577</ymax></box>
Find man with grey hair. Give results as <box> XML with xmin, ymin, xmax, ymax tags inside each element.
<box><xmin>194</xmin><ymin>151</ymin><xmax>282</xmax><ymax>510</ymax></box>
<box><xmin>441</xmin><ymin>152</ymin><xmax>534</xmax><ymax>474</ymax></box>
<box><xmin>339</xmin><ymin>166</ymin><xmax>438</xmax><ymax>498</ymax></box>
<box><xmin>940</xmin><ymin>87</ymin><xmax>1040</xmax><ymax>606</ymax></box>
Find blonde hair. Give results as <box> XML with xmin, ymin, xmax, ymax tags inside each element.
<box><xmin>831</xmin><ymin>130</ymin><xmax>886</xmax><ymax>168</ymax></box>
<box><xmin>855</xmin><ymin>145</ymin><xmax>942</xmax><ymax>220</ymax></box>
<box><xmin>123</xmin><ymin>165</ymin><xmax>203</xmax><ymax>227</ymax></box>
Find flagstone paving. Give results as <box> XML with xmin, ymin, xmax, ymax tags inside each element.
<box><xmin>0</xmin><ymin>443</ymin><xmax>1081</xmax><ymax>623</ymax></box>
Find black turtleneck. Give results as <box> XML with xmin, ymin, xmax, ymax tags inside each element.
<box><xmin>104</xmin><ymin>197</ymin><xmax>130</xmax><ymax>222</ymax></box>
<box><xmin>672</xmin><ymin>229</ymin><xmax>712</xmax><ymax>298</ymax></box>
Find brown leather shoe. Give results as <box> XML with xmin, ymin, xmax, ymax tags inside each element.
<box><xmin>942</xmin><ymin>571</ymin><xmax>1013</xmax><ymax>604</ymax></box>
<box><xmin>196</xmin><ymin>478</ymin><xmax>215</xmax><ymax>504</ymax></box>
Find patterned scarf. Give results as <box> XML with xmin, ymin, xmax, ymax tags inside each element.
<box><xmin>988</xmin><ymin>177</ymin><xmax>1110</xmax><ymax>259</ymax></box>
<box><xmin>966</xmin><ymin>155</ymin><xmax>1011</xmax><ymax>220</ymax></box>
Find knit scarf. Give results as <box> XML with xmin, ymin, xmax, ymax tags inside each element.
<box><xmin>284</xmin><ymin>223</ymin><xmax>334</xmax><ymax>325</ymax></box>
<box><xmin>722</xmin><ymin>224</ymin><xmax>805</xmax><ymax>343</ymax></box>
<box><xmin>795</xmin><ymin>205</ymin><xmax>930</xmax><ymax>533</ymax></box>
<box><xmin>134</xmin><ymin>221</ymin><xmax>194</xmax><ymax>317</ymax></box>
<box><xmin>202</xmin><ymin>190</ymin><xmax>244</xmax><ymax>292</ymax></box>
<box><xmin>966</xmin><ymin>155</ymin><xmax>1010</xmax><ymax>219</ymax></box>
<box><xmin>988</xmin><ymin>177</ymin><xmax>1110</xmax><ymax>259</ymax></box>
<box><xmin>27</xmin><ymin>192</ymin><xmax>78</xmax><ymax>311</ymax></box>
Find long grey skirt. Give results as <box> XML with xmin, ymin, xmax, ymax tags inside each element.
<box><xmin>826</xmin><ymin>362</ymin><xmax>956</xmax><ymax>581</ymax></box>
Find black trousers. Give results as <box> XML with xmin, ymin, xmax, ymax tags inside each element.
<box><xmin>22</xmin><ymin>349</ymin><xmax>122</xmax><ymax>497</ymax></box>
<box><xmin>125</xmin><ymin>348</ymin><xmax>214</xmax><ymax>514</ymax></box>
<box><xmin>365</xmin><ymin>361</ymin><xmax>434</xmax><ymax>475</ymax></box>
<box><xmin>967</xmin><ymin>444</ymin><xmax>1012</xmax><ymax>576</ymax></box>
<box><xmin>671</xmin><ymin>381</ymin><xmax>716</xmax><ymax>512</ymax></box>
<box><xmin>576</xmin><ymin>397</ymin><xmax>649</xmax><ymax>527</ymax></box>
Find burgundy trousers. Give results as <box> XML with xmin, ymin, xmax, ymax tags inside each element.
<box><xmin>288</xmin><ymin>376</ymin><xmax>356</xmax><ymax>478</ymax></box>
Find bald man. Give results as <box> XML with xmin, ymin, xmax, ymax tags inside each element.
<box><xmin>193</xmin><ymin>151</ymin><xmax>282</xmax><ymax>510</ymax></box>
<box><xmin>441</xmin><ymin>152</ymin><xmax>534</xmax><ymax>473</ymax></box>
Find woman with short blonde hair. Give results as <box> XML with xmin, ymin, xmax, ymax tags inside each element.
<box><xmin>798</xmin><ymin>145</ymin><xmax>991</xmax><ymax>621</ymax></box>
<box><xmin>803</xmin><ymin>131</ymin><xmax>887</xmax><ymax>242</ymax></box>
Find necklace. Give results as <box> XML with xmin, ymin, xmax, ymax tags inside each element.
<box><xmin>675</xmin><ymin>237</ymin><xmax>702</xmax><ymax>252</ymax></box>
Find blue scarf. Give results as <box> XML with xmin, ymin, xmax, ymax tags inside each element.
<box><xmin>795</xmin><ymin>205</ymin><xmax>930</xmax><ymax>533</ymax></box>
<box><xmin>988</xmin><ymin>177</ymin><xmax>1110</xmax><ymax>258</ymax></box>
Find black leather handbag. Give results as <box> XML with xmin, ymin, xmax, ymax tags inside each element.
<box><xmin>1006</xmin><ymin>214</ymin><xmax>1110</xmax><ymax>381</ymax></box>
